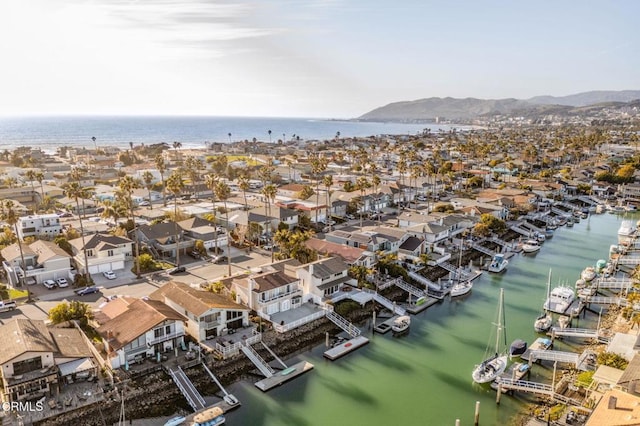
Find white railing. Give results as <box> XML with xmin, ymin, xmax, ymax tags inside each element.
<box><xmin>215</xmin><ymin>332</ymin><xmax>262</xmax><ymax>359</ymax></box>
<box><xmin>148</xmin><ymin>330</ymin><xmax>184</xmax><ymax>346</ymax></box>
<box><xmin>259</xmin><ymin>289</ymin><xmax>303</xmax><ymax>304</ymax></box>
<box><xmin>273</xmin><ymin>310</ymin><xmax>327</xmax><ymax>333</ymax></box>
<box><xmin>241</xmin><ymin>344</ymin><xmax>275</xmax><ymax>378</ymax></box>
<box><xmin>326</xmin><ymin>310</ymin><xmax>361</xmax><ymax>338</ymax></box>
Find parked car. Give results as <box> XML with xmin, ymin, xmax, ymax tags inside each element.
<box><xmin>56</xmin><ymin>278</ymin><xmax>69</xmax><ymax>288</ymax></box>
<box><xmin>212</xmin><ymin>256</ymin><xmax>228</xmax><ymax>264</ymax></box>
<box><xmin>168</xmin><ymin>266</ymin><xmax>187</xmax><ymax>275</ymax></box>
<box><xmin>138</xmin><ymin>201</ymin><xmax>151</xmax><ymax>206</ymax></box>
<box><xmin>103</xmin><ymin>271</ymin><xmax>117</xmax><ymax>280</ymax></box>
<box><xmin>43</xmin><ymin>279</ymin><xmax>56</xmax><ymax>289</ymax></box>
<box><xmin>75</xmin><ymin>286</ymin><xmax>99</xmax><ymax>296</ymax></box>
<box><xmin>189</xmin><ymin>250</ymin><xmax>202</xmax><ymax>259</ymax></box>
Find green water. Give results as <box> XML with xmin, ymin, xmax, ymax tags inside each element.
<box><xmin>224</xmin><ymin>213</ymin><xmax>632</xmax><ymax>426</ymax></box>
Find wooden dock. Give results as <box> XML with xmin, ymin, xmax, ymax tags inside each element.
<box><xmin>373</xmin><ymin>315</ymin><xmax>397</xmax><ymax>334</ymax></box>
<box><xmin>521</xmin><ymin>337</ymin><xmax>553</xmax><ymax>362</ymax></box>
<box><xmin>490</xmin><ymin>362</ymin><xmax>531</xmax><ymax>392</ymax></box>
<box><xmin>405</xmin><ymin>298</ymin><xmax>439</xmax><ymax>314</ymax></box>
<box><xmin>254</xmin><ymin>360</ymin><xmax>314</xmax><ymax>391</ymax></box>
<box><xmin>323</xmin><ymin>336</ymin><xmax>370</xmax><ymax>360</ymax></box>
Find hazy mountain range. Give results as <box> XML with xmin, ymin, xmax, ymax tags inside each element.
<box><xmin>358</xmin><ymin>90</ymin><xmax>640</xmax><ymax>122</ymax></box>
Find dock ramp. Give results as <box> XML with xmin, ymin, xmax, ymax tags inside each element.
<box><xmin>168</xmin><ymin>367</ymin><xmax>206</xmax><ymax>411</ymax></box>
<box><xmin>326</xmin><ymin>310</ymin><xmax>361</xmax><ymax>338</ymax></box>
<box><xmin>241</xmin><ymin>344</ymin><xmax>275</xmax><ymax>378</ymax></box>
<box><xmin>408</xmin><ymin>271</ymin><xmax>442</xmax><ymax>291</ymax></box>
<box><xmin>471</xmin><ymin>243</ymin><xmax>494</xmax><ymax>257</ymax></box>
<box><xmin>394</xmin><ymin>279</ymin><xmax>426</xmax><ymax>298</ymax></box>
<box><xmin>366</xmin><ymin>290</ymin><xmax>406</xmax><ymax>316</ymax></box>
<box><xmin>529</xmin><ymin>349</ymin><xmax>579</xmax><ymax>365</ymax></box>
<box><xmin>496</xmin><ymin>378</ymin><xmax>582</xmax><ymax>406</ymax></box>
<box><xmin>260</xmin><ymin>341</ymin><xmax>287</xmax><ymax>369</ymax></box>
<box><xmin>201</xmin><ymin>362</ymin><xmax>230</xmax><ymax>397</ymax></box>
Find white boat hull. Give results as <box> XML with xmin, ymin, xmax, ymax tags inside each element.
<box><xmin>451</xmin><ymin>281</ymin><xmax>473</xmax><ymax>297</ymax></box>
<box><xmin>472</xmin><ymin>354</ymin><xmax>508</xmax><ymax>384</ymax></box>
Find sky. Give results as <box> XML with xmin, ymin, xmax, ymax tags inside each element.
<box><xmin>0</xmin><ymin>0</ymin><xmax>638</xmax><ymax>118</ymax></box>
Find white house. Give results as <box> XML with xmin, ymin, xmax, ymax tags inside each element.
<box><xmin>68</xmin><ymin>233</ymin><xmax>133</xmax><ymax>274</ymax></box>
<box><xmin>1</xmin><ymin>240</ymin><xmax>71</xmax><ymax>287</ymax></box>
<box><xmin>17</xmin><ymin>213</ymin><xmax>62</xmax><ymax>240</ymax></box>
<box><xmin>97</xmin><ymin>298</ymin><xmax>187</xmax><ymax>369</ymax></box>
<box><xmin>296</xmin><ymin>257</ymin><xmax>356</xmax><ymax>303</ymax></box>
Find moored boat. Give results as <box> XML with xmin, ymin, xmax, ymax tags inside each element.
<box><xmin>580</xmin><ymin>266</ymin><xmax>596</xmax><ymax>282</ymax></box>
<box><xmin>450</xmin><ymin>280</ymin><xmax>473</xmax><ymax>297</ymax></box>
<box><xmin>543</xmin><ymin>286</ymin><xmax>575</xmax><ymax>314</ymax></box>
<box><xmin>488</xmin><ymin>253</ymin><xmax>508</xmax><ymax>273</ymax></box>
<box><xmin>618</xmin><ymin>220</ymin><xmax>637</xmax><ymax>244</ymax></box>
<box><xmin>192</xmin><ymin>406</ymin><xmax>225</xmax><ymax>426</ymax></box>
<box><xmin>472</xmin><ymin>289</ymin><xmax>508</xmax><ymax>384</ymax></box>
<box><xmin>392</xmin><ymin>315</ymin><xmax>411</xmax><ymax>334</ymax></box>
<box><xmin>522</xmin><ymin>239</ymin><xmax>541</xmax><ymax>253</ymax></box>
<box><xmin>165</xmin><ymin>417</ymin><xmax>186</xmax><ymax>426</ymax></box>
<box><xmin>534</xmin><ymin>312</ymin><xmax>552</xmax><ymax>333</ymax></box>
<box><xmin>509</xmin><ymin>339</ymin><xmax>527</xmax><ymax>359</ymax></box>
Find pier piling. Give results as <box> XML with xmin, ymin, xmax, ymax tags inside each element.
<box><xmin>474</xmin><ymin>401</ymin><xmax>480</xmax><ymax>425</ymax></box>
<box><xmin>496</xmin><ymin>384</ymin><xmax>502</xmax><ymax>404</ymax></box>
<box><xmin>325</xmin><ymin>332</ymin><xmax>329</xmax><ymax>348</ymax></box>
<box><xmin>455</xmin><ymin>420</ymin><xmax>460</xmax><ymax>426</ymax></box>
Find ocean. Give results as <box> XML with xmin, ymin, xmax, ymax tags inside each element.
<box><xmin>0</xmin><ymin>116</ymin><xmax>465</xmax><ymax>152</ymax></box>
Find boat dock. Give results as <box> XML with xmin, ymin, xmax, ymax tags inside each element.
<box><xmin>323</xmin><ymin>336</ymin><xmax>370</xmax><ymax>360</ymax></box>
<box><xmin>255</xmin><ymin>360</ymin><xmax>315</xmax><ymax>391</ymax></box>
<box><xmin>521</xmin><ymin>337</ymin><xmax>553</xmax><ymax>362</ymax></box>
<box><xmin>490</xmin><ymin>362</ymin><xmax>531</xmax><ymax>392</ymax></box>
<box><xmin>405</xmin><ymin>297</ymin><xmax>439</xmax><ymax>313</ymax></box>
<box><xmin>374</xmin><ymin>315</ymin><xmax>397</xmax><ymax>334</ymax></box>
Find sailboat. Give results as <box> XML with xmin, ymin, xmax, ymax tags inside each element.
<box><xmin>450</xmin><ymin>236</ymin><xmax>472</xmax><ymax>297</ymax></box>
<box><xmin>534</xmin><ymin>269</ymin><xmax>553</xmax><ymax>333</ymax></box>
<box><xmin>472</xmin><ymin>288</ymin><xmax>508</xmax><ymax>384</ymax></box>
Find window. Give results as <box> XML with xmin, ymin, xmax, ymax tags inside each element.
<box><xmin>154</xmin><ymin>328</ymin><xmax>165</xmax><ymax>338</ymax></box>
<box><xmin>13</xmin><ymin>357</ymin><xmax>43</xmax><ymax>376</ymax></box>
<box><xmin>165</xmin><ymin>325</ymin><xmax>172</xmax><ymax>334</ymax></box>
<box><xmin>107</xmin><ymin>250</ymin><xmax>114</xmax><ymax>257</ymax></box>
<box><xmin>86</xmin><ymin>249</ymin><xmax>94</xmax><ymax>257</ymax></box>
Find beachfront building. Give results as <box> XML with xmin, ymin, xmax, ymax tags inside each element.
<box><xmin>0</xmin><ymin>319</ymin><xmax>97</xmax><ymax>403</ymax></box>
<box><xmin>68</xmin><ymin>233</ymin><xmax>133</xmax><ymax>275</ymax></box>
<box><xmin>1</xmin><ymin>240</ymin><xmax>72</xmax><ymax>287</ymax></box>
<box><xmin>97</xmin><ymin>298</ymin><xmax>186</xmax><ymax>369</ymax></box>
<box><xmin>16</xmin><ymin>214</ymin><xmax>62</xmax><ymax>240</ymax></box>
<box><xmin>296</xmin><ymin>257</ymin><xmax>356</xmax><ymax>303</ymax></box>
<box><xmin>149</xmin><ymin>281</ymin><xmax>249</xmax><ymax>342</ymax></box>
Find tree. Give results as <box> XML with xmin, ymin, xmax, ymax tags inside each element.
<box><xmin>166</xmin><ymin>170</ymin><xmax>185</xmax><ymax>266</ymax></box>
<box><xmin>48</xmin><ymin>301</ymin><xmax>93</xmax><ymax>326</ymax></box>
<box><xmin>142</xmin><ymin>170</ymin><xmax>154</xmax><ymax>209</ymax></box>
<box><xmin>261</xmin><ymin>184</ymin><xmax>277</xmax><ymax>262</ymax></box>
<box><xmin>118</xmin><ymin>175</ymin><xmax>143</xmax><ymax>278</ymax></box>
<box><xmin>298</xmin><ymin>185</ymin><xmax>315</xmax><ymax>200</ymax></box>
<box><xmin>273</xmin><ymin>228</ymin><xmax>316</xmax><ymax>263</ymax></box>
<box><xmin>154</xmin><ymin>154</ymin><xmax>167</xmax><ymax>206</ymax></box>
<box><xmin>355</xmin><ymin>176</ymin><xmax>370</xmax><ymax>230</ymax></box>
<box><xmin>25</xmin><ymin>170</ymin><xmax>38</xmax><ymax>211</ymax></box>
<box><xmin>205</xmin><ymin>173</ymin><xmax>220</xmax><ymax>253</ymax></box>
<box><xmin>214</xmin><ymin>181</ymin><xmax>232</xmax><ymax>276</ymax></box>
<box><xmin>0</xmin><ymin>201</ymin><xmax>29</xmax><ymax>299</ymax></box>
<box><xmin>62</xmin><ymin>179</ymin><xmax>92</xmax><ymax>285</ymax></box>
<box><xmin>479</xmin><ymin>213</ymin><xmax>507</xmax><ymax>234</ymax></box>
<box><xmin>310</xmin><ymin>153</ymin><xmax>328</xmax><ymax>225</ymax></box>
<box><xmin>323</xmin><ymin>174</ymin><xmax>334</xmax><ymax>232</ymax></box>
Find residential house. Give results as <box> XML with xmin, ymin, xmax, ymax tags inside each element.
<box><xmin>0</xmin><ymin>319</ymin><xmax>97</xmax><ymax>402</ymax></box>
<box><xmin>1</xmin><ymin>240</ymin><xmax>71</xmax><ymax>286</ymax></box>
<box><xmin>296</xmin><ymin>257</ymin><xmax>356</xmax><ymax>303</ymax></box>
<box><xmin>69</xmin><ymin>233</ymin><xmax>133</xmax><ymax>274</ymax></box>
<box><xmin>17</xmin><ymin>214</ymin><xmax>62</xmax><ymax>240</ymax></box>
<box><xmin>149</xmin><ymin>281</ymin><xmax>249</xmax><ymax>342</ymax></box>
<box><xmin>178</xmin><ymin>216</ymin><xmax>228</xmax><ymax>251</ymax></box>
<box><xmin>305</xmin><ymin>238</ymin><xmax>376</xmax><ymax>268</ymax></box>
<box><xmin>325</xmin><ymin>226</ymin><xmax>409</xmax><ymax>256</ymax></box>
<box><xmin>97</xmin><ymin>298</ymin><xmax>187</xmax><ymax>369</ymax></box>
<box><xmin>247</xmin><ymin>205</ymin><xmax>299</xmax><ymax>230</ymax></box>
<box><xmin>136</xmin><ymin>222</ymin><xmax>191</xmax><ymax>260</ymax></box>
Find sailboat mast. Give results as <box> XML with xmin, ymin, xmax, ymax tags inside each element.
<box><xmin>495</xmin><ymin>288</ymin><xmax>504</xmax><ymax>354</ymax></box>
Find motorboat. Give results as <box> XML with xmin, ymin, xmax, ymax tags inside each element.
<box><xmin>488</xmin><ymin>253</ymin><xmax>508</xmax><ymax>273</ymax></box>
<box><xmin>509</xmin><ymin>339</ymin><xmax>528</xmax><ymax>359</ymax></box>
<box><xmin>566</xmin><ymin>218</ymin><xmax>574</xmax><ymax>227</ymax></box>
<box><xmin>557</xmin><ymin>315</ymin><xmax>571</xmax><ymax>329</ymax></box>
<box><xmin>596</xmin><ymin>259</ymin><xmax>608</xmax><ymax>273</ymax></box>
<box><xmin>577</xmin><ymin>286</ymin><xmax>596</xmax><ymax>299</ymax></box>
<box><xmin>618</xmin><ymin>220</ymin><xmax>637</xmax><ymax>244</ymax></box>
<box><xmin>543</xmin><ymin>286</ymin><xmax>575</xmax><ymax>314</ymax></box>
<box><xmin>575</xmin><ymin>278</ymin><xmax>586</xmax><ymax>289</ymax></box>
<box><xmin>472</xmin><ymin>289</ymin><xmax>508</xmax><ymax>384</ymax></box>
<box><xmin>164</xmin><ymin>417</ymin><xmax>186</xmax><ymax>426</ymax></box>
<box><xmin>521</xmin><ymin>239</ymin><xmax>541</xmax><ymax>253</ymax></box>
<box><xmin>193</xmin><ymin>406</ymin><xmax>225</xmax><ymax>426</ymax></box>
<box><xmin>451</xmin><ymin>280</ymin><xmax>473</xmax><ymax>297</ymax></box>
<box><xmin>610</xmin><ymin>205</ymin><xmax>626</xmax><ymax>214</ymax></box>
<box><xmin>534</xmin><ymin>312</ymin><xmax>552</xmax><ymax>333</ymax></box>
<box><xmin>392</xmin><ymin>315</ymin><xmax>411</xmax><ymax>334</ymax></box>
<box><xmin>580</xmin><ymin>266</ymin><xmax>596</xmax><ymax>282</ymax></box>
<box><xmin>535</xmin><ymin>232</ymin><xmax>546</xmax><ymax>243</ymax></box>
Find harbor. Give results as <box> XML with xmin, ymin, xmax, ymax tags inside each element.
<box><xmin>222</xmin><ymin>211</ymin><xmax>639</xmax><ymax>426</ymax></box>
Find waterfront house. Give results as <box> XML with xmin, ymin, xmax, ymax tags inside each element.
<box><xmin>17</xmin><ymin>213</ymin><xmax>62</xmax><ymax>240</ymax></box>
<box><xmin>1</xmin><ymin>240</ymin><xmax>71</xmax><ymax>287</ymax></box>
<box><xmin>68</xmin><ymin>233</ymin><xmax>133</xmax><ymax>275</ymax></box>
<box><xmin>149</xmin><ymin>281</ymin><xmax>249</xmax><ymax>342</ymax></box>
<box><xmin>0</xmin><ymin>319</ymin><xmax>97</xmax><ymax>402</ymax></box>
<box><xmin>296</xmin><ymin>257</ymin><xmax>356</xmax><ymax>303</ymax></box>
<box><xmin>97</xmin><ymin>298</ymin><xmax>187</xmax><ymax>369</ymax></box>
<box><xmin>305</xmin><ymin>238</ymin><xmax>376</xmax><ymax>268</ymax></box>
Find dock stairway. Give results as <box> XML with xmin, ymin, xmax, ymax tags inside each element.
<box><xmin>436</xmin><ymin>263</ymin><xmax>472</xmax><ymax>281</ymax></box>
<box><xmin>260</xmin><ymin>342</ymin><xmax>288</xmax><ymax>369</ymax></box>
<box><xmin>522</xmin><ymin>221</ymin><xmax>545</xmax><ymax>234</ymax></box>
<box><xmin>550</xmin><ymin>327</ymin><xmax>608</xmax><ymax>343</ymax></box>
<box><xmin>577</xmin><ymin>196</ymin><xmax>598</xmax><ymax>206</ymax></box>
<box><xmin>394</xmin><ymin>279</ymin><xmax>426</xmax><ymax>298</ymax></box>
<box><xmin>241</xmin><ymin>344</ymin><xmax>275</xmax><ymax>378</ymax></box>
<box><xmin>596</xmin><ymin>278</ymin><xmax>633</xmax><ymax>291</ymax></box>
<box><xmin>529</xmin><ymin>350</ymin><xmax>579</xmax><ymax>365</ymax></box>
<box><xmin>168</xmin><ymin>367</ymin><xmax>206</xmax><ymax>411</ymax></box>
<box><xmin>487</xmin><ymin>237</ymin><xmax>509</xmax><ymax>248</ymax></box>
<box><xmin>614</xmin><ymin>256</ymin><xmax>640</xmax><ymax>265</ymax></box>
<box><xmin>510</xmin><ymin>225</ymin><xmax>532</xmax><ymax>238</ymax></box>
<box><xmin>408</xmin><ymin>271</ymin><xmax>443</xmax><ymax>291</ymax></box>
<box><xmin>326</xmin><ymin>309</ymin><xmax>362</xmax><ymax>338</ymax></box>
<box><xmin>585</xmin><ymin>296</ymin><xmax>629</xmax><ymax>306</ymax></box>
<box><xmin>496</xmin><ymin>378</ymin><xmax>582</xmax><ymax>406</ymax></box>
<box><xmin>551</xmin><ymin>207</ymin><xmax>570</xmax><ymax>217</ymax></box>
<box><xmin>558</xmin><ymin>201</ymin><xmax>579</xmax><ymax>211</ymax></box>
<box><xmin>201</xmin><ymin>361</ymin><xmax>230</xmax><ymax>397</ymax></box>
<box><xmin>363</xmin><ymin>289</ymin><xmax>407</xmax><ymax>316</ymax></box>
<box><xmin>471</xmin><ymin>243</ymin><xmax>495</xmax><ymax>257</ymax></box>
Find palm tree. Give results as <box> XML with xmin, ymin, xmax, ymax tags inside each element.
<box><xmin>228</xmin><ymin>133</ymin><xmax>232</xmax><ymax>143</ymax></box>
<box><xmin>205</xmin><ymin>173</ymin><xmax>220</xmax><ymax>254</ymax></box>
<box><xmin>118</xmin><ymin>176</ymin><xmax>142</xmax><ymax>278</ymax></box>
<box><xmin>0</xmin><ymin>201</ymin><xmax>29</xmax><ymax>300</ymax></box>
<box><xmin>62</xmin><ymin>181</ymin><xmax>91</xmax><ymax>285</ymax></box>
<box><xmin>100</xmin><ymin>199</ymin><xmax>126</xmax><ymax>226</ymax></box>
<box><xmin>268</xmin><ymin>130</ymin><xmax>272</xmax><ymax>143</ymax></box>
<box><xmin>310</xmin><ymin>154</ymin><xmax>328</xmax><ymax>225</ymax></box>
<box><xmin>172</xmin><ymin>141</ymin><xmax>183</xmax><ymax>165</ymax></box>
<box><xmin>323</xmin><ymin>174</ymin><xmax>333</xmax><ymax>232</ymax></box>
<box><xmin>25</xmin><ymin>170</ymin><xmax>37</xmax><ymax>212</ymax></box>
<box><xmin>261</xmin><ymin>184</ymin><xmax>277</xmax><ymax>262</ymax></box>
<box><xmin>214</xmin><ymin>181</ymin><xmax>232</xmax><ymax>276</ymax></box>
<box><xmin>154</xmin><ymin>154</ymin><xmax>167</xmax><ymax>206</ymax></box>
<box><xmin>142</xmin><ymin>171</ymin><xmax>154</xmax><ymax>210</ymax></box>
<box><xmin>166</xmin><ymin>170</ymin><xmax>184</xmax><ymax>266</ymax></box>
<box><xmin>356</xmin><ymin>176</ymin><xmax>370</xmax><ymax>231</ymax></box>
<box><xmin>35</xmin><ymin>171</ymin><xmax>45</xmax><ymax>212</ymax></box>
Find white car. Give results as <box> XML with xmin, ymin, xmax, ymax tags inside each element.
<box><xmin>43</xmin><ymin>279</ymin><xmax>56</xmax><ymax>289</ymax></box>
<box><xmin>56</xmin><ymin>278</ymin><xmax>69</xmax><ymax>288</ymax></box>
<box><xmin>138</xmin><ymin>201</ymin><xmax>151</xmax><ymax>206</ymax></box>
<box><xmin>103</xmin><ymin>271</ymin><xmax>117</xmax><ymax>280</ymax></box>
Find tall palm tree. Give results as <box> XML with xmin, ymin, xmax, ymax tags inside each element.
<box><xmin>238</xmin><ymin>176</ymin><xmax>250</xmax><ymax>212</ymax></box>
<box><xmin>35</xmin><ymin>171</ymin><xmax>45</xmax><ymax>212</ymax></box>
<box><xmin>0</xmin><ymin>201</ymin><xmax>29</xmax><ymax>300</ymax></box>
<box><xmin>154</xmin><ymin>154</ymin><xmax>167</xmax><ymax>207</ymax></box>
<box><xmin>261</xmin><ymin>184</ymin><xmax>277</xmax><ymax>262</ymax></box>
<box><xmin>356</xmin><ymin>176</ymin><xmax>370</xmax><ymax>231</ymax></box>
<box><xmin>323</xmin><ymin>174</ymin><xmax>333</xmax><ymax>232</ymax></box>
<box><xmin>205</xmin><ymin>173</ymin><xmax>220</xmax><ymax>254</ymax></box>
<box><xmin>25</xmin><ymin>170</ymin><xmax>38</xmax><ymax>212</ymax></box>
<box><xmin>142</xmin><ymin>171</ymin><xmax>154</xmax><ymax>210</ymax></box>
<box><xmin>310</xmin><ymin>154</ymin><xmax>328</xmax><ymax>225</ymax></box>
<box><xmin>214</xmin><ymin>181</ymin><xmax>232</xmax><ymax>276</ymax></box>
<box><xmin>118</xmin><ymin>176</ymin><xmax>142</xmax><ymax>278</ymax></box>
<box><xmin>62</xmin><ymin>181</ymin><xmax>91</xmax><ymax>284</ymax></box>
<box><xmin>166</xmin><ymin>170</ymin><xmax>184</xmax><ymax>266</ymax></box>
<box><xmin>172</xmin><ymin>141</ymin><xmax>183</xmax><ymax>166</ymax></box>
<box><xmin>100</xmin><ymin>199</ymin><xmax>127</xmax><ymax>226</ymax></box>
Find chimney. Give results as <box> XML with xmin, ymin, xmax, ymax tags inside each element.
<box><xmin>608</xmin><ymin>396</ymin><xmax>618</xmax><ymax>410</ymax></box>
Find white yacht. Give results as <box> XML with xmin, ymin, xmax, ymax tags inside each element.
<box><xmin>488</xmin><ymin>253</ymin><xmax>508</xmax><ymax>273</ymax></box>
<box><xmin>543</xmin><ymin>286</ymin><xmax>575</xmax><ymax>314</ymax></box>
<box><xmin>580</xmin><ymin>266</ymin><xmax>597</xmax><ymax>282</ymax></box>
<box><xmin>521</xmin><ymin>239</ymin><xmax>541</xmax><ymax>253</ymax></box>
<box><xmin>618</xmin><ymin>220</ymin><xmax>637</xmax><ymax>244</ymax></box>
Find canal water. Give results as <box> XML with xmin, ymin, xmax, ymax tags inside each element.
<box><xmin>223</xmin><ymin>212</ymin><xmax>633</xmax><ymax>426</ymax></box>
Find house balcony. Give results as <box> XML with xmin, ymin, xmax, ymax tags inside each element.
<box><xmin>257</xmin><ymin>288</ymin><xmax>302</xmax><ymax>305</ymax></box>
<box><xmin>200</xmin><ymin>320</ymin><xmax>220</xmax><ymax>330</ymax></box>
<box><xmin>155</xmin><ymin>240</ymin><xmax>194</xmax><ymax>252</ymax></box>
<box><xmin>148</xmin><ymin>330</ymin><xmax>184</xmax><ymax>347</ymax></box>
